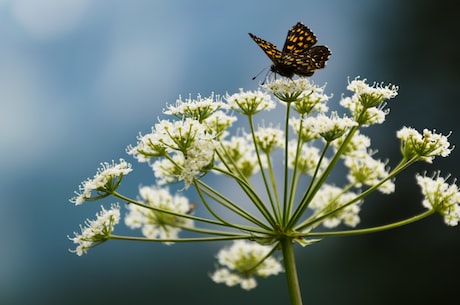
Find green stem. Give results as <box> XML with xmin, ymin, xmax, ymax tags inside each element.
<box><xmin>287</xmin><ymin>140</ymin><xmax>331</xmax><ymax>228</ymax></box>
<box><xmin>211</xmin><ymin>163</ymin><xmax>277</xmax><ymax>227</ymax></box>
<box><xmin>265</xmin><ymin>151</ymin><xmax>282</xmax><ymax>221</ymax></box>
<box><xmin>295</xmin><ymin>156</ymin><xmax>420</xmax><ymax>232</ymax></box>
<box><xmin>109</xmin><ymin>234</ymin><xmax>249</xmax><ymax>243</ymax></box>
<box><xmin>283</xmin><ymin>102</ymin><xmax>293</xmax><ymax>225</ymax></box>
<box><xmin>247</xmin><ymin>115</ymin><xmax>277</xmax><ymax>221</ymax></box>
<box><xmin>307</xmin><ymin>209</ymin><xmax>435</xmax><ymax>237</ymax></box>
<box><xmin>281</xmin><ymin>238</ymin><xmax>303</xmax><ymax>305</ymax></box>
<box><xmin>195</xmin><ymin>179</ymin><xmax>274</xmax><ymax>230</ymax></box>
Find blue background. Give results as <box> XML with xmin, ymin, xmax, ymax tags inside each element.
<box><xmin>1</xmin><ymin>0</ymin><xmax>459</xmax><ymax>304</ymax></box>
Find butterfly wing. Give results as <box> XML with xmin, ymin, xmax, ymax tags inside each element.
<box><xmin>249</xmin><ymin>23</ymin><xmax>331</xmax><ymax>78</ymax></box>
<box><xmin>282</xmin><ymin>22</ymin><xmax>317</xmax><ymax>54</ymax></box>
<box><xmin>277</xmin><ymin>53</ymin><xmax>316</xmax><ymax>77</ymax></box>
<box><xmin>249</xmin><ymin>33</ymin><xmax>283</xmax><ymax>65</ymax></box>
<box><xmin>305</xmin><ymin>45</ymin><xmax>331</xmax><ymax>69</ymax></box>
<box><xmin>278</xmin><ymin>46</ymin><xmax>331</xmax><ymax>77</ymax></box>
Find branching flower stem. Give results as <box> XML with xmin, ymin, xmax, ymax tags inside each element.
<box><xmin>109</xmin><ymin>234</ymin><xmax>250</xmax><ymax>243</ymax></box>
<box><xmin>195</xmin><ymin>175</ymin><xmax>275</xmax><ymax>230</ymax></box>
<box><xmin>295</xmin><ymin>155</ymin><xmax>421</xmax><ymax>231</ymax></box>
<box><xmin>288</xmin><ymin>135</ymin><xmax>336</xmax><ymax>228</ymax></box>
<box><xmin>247</xmin><ymin>114</ymin><xmax>281</xmax><ymax>222</ymax></box>
<box><xmin>193</xmin><ymin>180</ymin><xmax>273</xmax><ymax>232</ymax></box>
<box><xmin>212</xmin><ymin>161</ymin><xmax>278</xmax><ymax>227</ymax></box>
<box><xmin>307</xmin><ymin>209</ymin><xmax>435</xmax><ymax>237</ymax></box>
<box><xmin>284</xmin><ymin>102</ymin><xmax>294</xmax><ymax>225</ymax></box>
<box><xmin>264</xmin><ymin>150</ymin><xmax>283</xmax><ymax>221</ymax></box>
<box><xmin>112</xmin><ymin>190</ymin><xmax>266</xmax><ymax>235</ymax></box>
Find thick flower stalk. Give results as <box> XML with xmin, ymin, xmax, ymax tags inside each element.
<box><xmin>69</xmin><ymin>77</ymin><xmax>457</xmax><ymax>305</ymax></box>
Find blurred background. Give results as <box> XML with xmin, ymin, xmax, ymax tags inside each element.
<box><xmin>1</xmin><ymin>0</ymin><xmax>459</xmax><ymax>304</ymax></box>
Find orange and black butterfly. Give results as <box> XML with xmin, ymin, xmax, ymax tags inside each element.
<box><xmin>249</xmin><ymin>22</ymin><xmax>331</xmax><ymax>78</ymax></box>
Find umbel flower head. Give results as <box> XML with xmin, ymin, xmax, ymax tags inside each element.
<box><xmin>125</xmin><ymin>185</ymin><xmax>195</xmax><ymax>244</ymax></box>
<box><xmin>68</xmin><ymin>203</ymin><xmax>120</xmax><ymax>256</ymax></box>
<box><xmin>340</xmin><ymin>77</ymin><xmax>397</xmax><ymax>126</ymax></box>
<box><xmin>211</xmin><ymin>240</ymin><xmax>283</xmax><ymax>290</ymax></box>
<box><xmin>417</xmin><ymin>172</ymin><xmax>460</xmax><ymax>226</ymax></box>
<box><xmin>70</xmin><ymin>159</ymin><xmax>132</xmax><ymax>206</ymax></box>
<box><xmin>397</xmin><ymin>127</ymin><xmax>452</xmax><ymax>163</ymax></box>
<box><xmin>128</xmin><ymin>117</ymin><xmax>218</xmax><ymax>189</ymax></box>
<box><xmin>69</xmin><ymin>76</ymin><xmax>456</xmax><ymax>299</ymax></box>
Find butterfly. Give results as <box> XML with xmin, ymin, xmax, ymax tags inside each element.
<box><xmin>249</xmin><ymin>22</ymin><xmax>331</xmax><ymax>78</ymax></box>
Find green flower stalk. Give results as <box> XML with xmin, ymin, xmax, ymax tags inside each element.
<box><xmin>68</xmin><ymin>77</ymin><xmax>457</xmax><ymax>305</ymax></box>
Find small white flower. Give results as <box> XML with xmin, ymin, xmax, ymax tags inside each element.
<box><xmin>226</xmin><ymin>89</ymin><xmax>276</xmax><ymax>115</ymax></box>
<box><xmin>156</xmin><ymin>118</ymin><xmax>211</xmax><ymax>152</ymax></box>
<box><xmin>340</xmin><ymin>95</ymin><xmax>390</xmax><ymax>126</ymax></box>
<box><xmin>416</xmin><ymin>172</ymin><xmax>460</xmax><ymax>226</ymax></box>
<box><xmin>309</xmin><ymin>184</ymin><xmax>362</xmax><ymax>228</ymax></box>
<box><xmin>264</xmin><ymin>78</ymin><xmax>313</xmax><ymax>97</ymax></box>
<box><xmin>211</xmin><ymin>268</ymin><xmax>241</xmax><ymax>287</ymax></box>
<box><xmin>264</xmin><ymin>78</ymin><xmax>312</xmax><ymax>102</ymax></box>
<box><xmin>332</xmin><ymin>130</ymin><xmax>371</xmax><ymax>158</ymax></box>
<box><xmin>128</xmin><ymin>118</ymin><xmax>217</xmax><ymax>163</ymax></box>
<box><xmin>133</xmin><ymin>118</ymin><xmax>217</xmax><ymax>189</ymax></box>
<box><xmin>151</xmin><ymin>151</ymin><xmax>212</xmax><ymax>189</ymax></box>
<box><xmin>344</xmin><ymin>154</ymin><xmax>395</xmax><ymax>194</ymax></box>
<box><xmin>202</xmin><ymin>110</ymin><xmax>238</xmax><ymax>140</ymax></box>
<box><xmin>253</xmin><ymin>125</ymin><xmax>285</xmax><ymax>153</ymax></box>
<box><xmin>240</xmin><ymin>278</ymin><xmax>257</xmax><ymax>290</ymax></box>
<box><xmin>289</xmin><ymin>117</ymin><xmax>321</xmax><ymax>143</ymax></box>
<box><xmin>397</xmin><ymin>127</ymin><xmax>452</xmax><ymax>163</ymax></box>
<box><xmin>264</xmin><ymin>78</ymin><xmax>330</xmax><ymax>113</ymax></box>
<box><xmin>347</xmin><ymin>77</ymin><xmax>398</xmax><ymax>104</ymax></box>
<box><xmin>127</xmin><ymin>129</ymin><xmax>167</xmax><ymax>163</ymax></box>
<box><xmin>341</xmin><ymin>78</ymin><xmax>397</xmax><ymax>126</ymax></box>
<box><xmin>293</xmin><ymin>86</ymin><xmax>330</xmax><ymax>114</ymax></box>
<box><xmin>125</xmin><ymin>186</ymin><xmax>194</xmax><ymax>244</ymax></box>
<box><xmin>287</xmin><ymin>141</ymin><xmax>325</xmax><ymax>175</ymax></box>
<box><xmin>211</xmin><ymin>240</ymin><xmax>283</xmax><ymax>290</ymax></box>
<box><xmin>69</xmin><ymin>203</ymin><xmax>120</xmax><ymax>256</ymax></box>
<box><xmin>163</xmin><ymin>93</ymin><xmax>228</xmax><ymax>121</ymax></box>
<box><xmin>216</xmin><ymin>135</ymin><xmax>262</xmax><ymax>178</ymax></box>
<box><xmin>315</xmin><ymin>112</ymin><xmax>358</xmax><ymax>141</ymax></box>
<box><xmin>70</xmin><ymin>159</ymin><xmax>132</xmax><ymax>205</ymax></box>
<box><xmin>150</xmin><ymin>154</ymin><xmax>180</xmax><ymax>186</ymax></box>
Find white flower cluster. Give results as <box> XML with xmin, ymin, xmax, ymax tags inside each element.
<box><xmin>397</xmin><ymin>127</ymin><xmax>452</xmax><ymax>163</ymax></box>
<box><xmin>216</xmin><ymin>135</ymin><xmax>263</xmax><ymax>178</ymax></box>
<box><xmin>164</xmin><ymin>93</ymin><xmax>228</xmax><ymax>121</ymax></box>
<box><xmin>70</xmin><ymin>159</ymin><xmax>132</xmax><ymax>205</ymax></box>
<box><xmin>314</xmin><ymin>111</ymin><xmax>358</xmax><ymax>141</ymax></box>
<box><xmin>417</xmin><ymin>173</ymin><xmax>460</xmax><ymax>226</ymax></box>
<box><xmin>253</xmin><ymin>125</ymin><xmax>285</xmax><ymax>153</ymax></box>
<box><xmin>226</xmin><ymin>89</ymin><xmax>276</xmax><ymax>115</ymax></box>
<box><xmin>264</xmin><ymin>78</ymin><xmax>330</xmax><ymax>114</ymax></box>
<box><xmin>344</xmin><ymin>155</ymin><xmax>394</xmax><ymax>194</ymax></box>
<box><xmin>69</xmin><ymin>204</ymin><xmax>120</xmax><ymax>256</ymax></box>
<box><xmin>340</xmin><ymin>77</ymin><xmax>398</xmax><ymax>126</ymax></box>
<box><xmin>211</xmin><ymin>240</ymin><xmax>283</xmax><ymax>290</ymax></box>
<box><xmin>309</xmin><ymin>185</ymin><xmax>362</xmax><ymax>228</ymax></box>
<box><xmin>128</xmin><ymin>94</ymin><xmax>233</xmax><ymax>189</ymax></box>
<box><xmin>287</xmin><ymin>141</ymin><xmax>325</xmax><ymax>175</ymax></box>
<box><xmin>125</xmin><ymin>186</ymin><xmax>194</xmax><ymax>244</ymax></box>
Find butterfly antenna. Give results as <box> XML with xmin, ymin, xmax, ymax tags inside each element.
<box><xmin>252</xmin><ymin>66</ymin><xmax>269</xmax><ymax>80</ymax></box>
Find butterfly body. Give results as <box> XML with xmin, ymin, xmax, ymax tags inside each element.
<box><xmin>249</xmin><ymin>22</ymin><xmax>331</xmax><ymax>78</ymax></box>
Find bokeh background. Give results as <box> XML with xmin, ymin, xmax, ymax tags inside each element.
<box><xmin>1</xmin><ymin>0</ymin><xmax>459</xmax><ymax>304</ymax></box>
